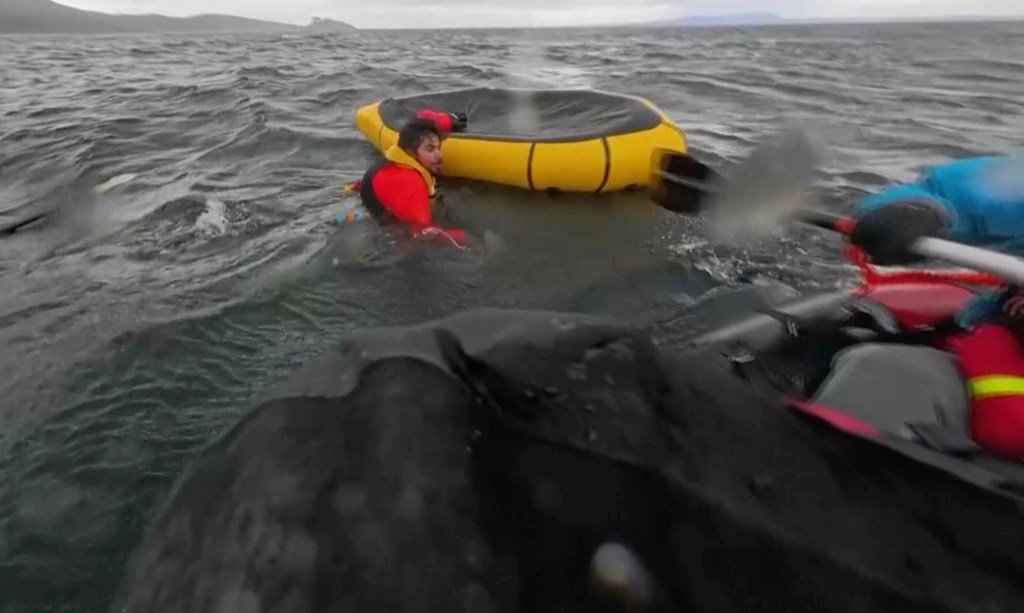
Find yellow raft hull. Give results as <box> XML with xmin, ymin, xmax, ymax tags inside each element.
<box><xmin>354</xmin><ymin>93</ymin><xmax>686</xmax><ymax>194</ymax></box>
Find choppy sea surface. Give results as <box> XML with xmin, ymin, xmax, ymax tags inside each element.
<box><xmin>1</xmin><ymin>21</ymin><xmax>1022</xmax><ymax>612</ymax></box>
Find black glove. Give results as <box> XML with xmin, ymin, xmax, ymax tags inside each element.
<box><xmin>849</xmin><ymin>200</ymin><xmax>949</xmax><ymax>265</ymax></box>
<box><xmin>1001</xmin><ymin>288</ymin><xmax>1024</xmax><ymax>320</ymax></box>
<box><xmin>449</xmin><ymin>112</ymin><xmax>468</xmax><ymax>133</ymax></box>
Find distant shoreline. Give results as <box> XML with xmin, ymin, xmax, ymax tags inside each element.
<box><xmin>330</xmin><ymin>16</ymin><xmax>1024</xmax><ymax>33</ymax></box>
<box><xmin>1</xmin><ymin>6</ymin><xmax>1021</xmax><ymax>36</ymax></box>
<box><xmin>0</xmin><ymin>0</ymin><xmax>355</xmax><ymax>35</ymax></box>
<box><xmin>401</xmin><ymin>15</ymin><xmax>1024</xmax><ymax>32</ymax></box>
<box><xmin>3</xmin><ymin>19</ymin><xmax>1022</xmax><ymax>37</ymax></box>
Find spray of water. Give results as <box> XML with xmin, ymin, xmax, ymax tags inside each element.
<box><xmin>509</xmin><ymin>88</ymin><xmax>540</xmax><ymax>137</ymax></box>
<box><xmin>707</xmin><ymin>126</ymin><xmax>823</xmax><ymax>243</ymax></box>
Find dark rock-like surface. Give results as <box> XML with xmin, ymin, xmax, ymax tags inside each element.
<box><xmin>117</xmin><ymin>309</ymin><xmax>1024</xmax><ymax>612</ymax></box>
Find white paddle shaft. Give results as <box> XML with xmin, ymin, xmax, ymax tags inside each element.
<box><xmin>913</xmin><ymin>237</ymin><xmax>1024</xmax><ymax>286</ymax></box>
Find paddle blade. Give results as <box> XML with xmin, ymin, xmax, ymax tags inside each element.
<box><xmin>708</xmin><ymin>128</ymin><xmax>822</xmax><ymax>239</ymax></box>
<box><xmin>648</xmin><ymin>149</ymin><xmax>721</xmax><ymax>214</ymax></box>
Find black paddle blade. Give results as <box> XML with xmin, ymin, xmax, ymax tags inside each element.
<box><xmin>648</xmin><ymin>149</ymin><xmax>721</xmax><ymax>214</ymax></box>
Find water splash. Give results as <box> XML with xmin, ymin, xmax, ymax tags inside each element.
<box><xmin>708</xmin><ymin>126</ymin><xmax>823</xmax><ymax>243</ymax></box>
<box><xmin>195</xmin><ymin>198</ymin><xmax>229</xmax><ymax>236</ymax></box>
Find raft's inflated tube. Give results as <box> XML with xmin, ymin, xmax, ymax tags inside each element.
<box><xmin>354</xmin><ymin>87</ymin><xmax>687</xmax><ymax>194</ymax></box>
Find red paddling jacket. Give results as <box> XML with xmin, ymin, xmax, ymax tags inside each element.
<box><xmin>948</xmin><ymin>323</ymin><xmax>1024</xmax><ymax>460</ymax></box>
<box><xmin>355</xmin><ymin>143</ymin><xmax>467</xmax><ymax>246</ymax></box>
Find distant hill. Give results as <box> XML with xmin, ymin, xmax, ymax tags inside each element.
<box><xmin>0</xmin><ymin>0</ymin><xmax>357</xmax><ymax>35</ymax></box>
<box><xmin>647</xmin><ymin>12</ymin><xmax>1024</xmax><ymax>28</ymax></box>
<box><xmin>656</xmin><ymin>13</ymin><xmax>788</xmax><ymax>27</ymax></box>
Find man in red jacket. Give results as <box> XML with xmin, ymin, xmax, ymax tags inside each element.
<box><xmin>355</xmin><ymin>111</ymin><xmax>469</xmax><ymax>247</ymax></box>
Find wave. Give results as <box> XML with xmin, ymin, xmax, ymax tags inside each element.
<box><xmin>3</xmin><ymin>21</ymin><xmax>1024</xmax><ymax>613</ymax></box>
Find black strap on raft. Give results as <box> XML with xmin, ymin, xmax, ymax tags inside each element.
<box><xmin>720</xmin><ymin>342</ymin><xmax>811</xmax><ymax>400</ymax></box>
<box><xmin>727</xmin><ymin>296</ymin><xmax>907</xmax><ymax>399</ymax></box>
<box><xmin>752</xmin><ymin>303</ymin><xmax>898</xmax><ymax>346</ymax></box>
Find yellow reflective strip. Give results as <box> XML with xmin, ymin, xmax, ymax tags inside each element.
<box><xmin>969</xmin><ymin>375</ymin><xmax>1024</xmax><ymax>399</ymax></box>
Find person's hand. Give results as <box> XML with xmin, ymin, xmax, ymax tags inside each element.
<box><xmin>415</xmin><ymin>109</ymin><xmax>467</xmax><ymax>134</ymax></box>
<box><xmin>1003</xmin><ymin>290</ymin><xmax>1024</xmax><ymax>320</ymax></box>
<box><xmin>849</xmin><ymin>200</ymin><xmax>949</xmax><ymax>265</ymax></box>
<box><xmin>449</xmin><ymin>112</ymin><xmax>468</xmax><ymax>133</ymax></box>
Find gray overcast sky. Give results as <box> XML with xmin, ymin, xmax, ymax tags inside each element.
<box><xmin>56</xmin><ymin>0</ymin><xmax>1024</xmax><ymax>29</ymax></box>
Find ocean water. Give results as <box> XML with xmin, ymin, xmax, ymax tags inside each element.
<box><xmin>0</xmin><ymin>21</ymin><xmax>1022</xmax><ymax>612</ymax></box>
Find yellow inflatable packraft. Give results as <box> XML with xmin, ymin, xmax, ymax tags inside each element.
<box><xmin>354</xmin><ymin>87</ymin><xmax>687</xmax><ymax>193</ymax></box>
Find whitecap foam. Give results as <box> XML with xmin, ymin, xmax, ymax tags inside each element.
<box><xmin>94</xmin><ymin>173</ymin><xmax>137</xmax><ymax>196</ymax></box>
<box><xmin>195</xmin><ymin>199</ymin><xmax>228</xmax><ymax>236</ymax></box>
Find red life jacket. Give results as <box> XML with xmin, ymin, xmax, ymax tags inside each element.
<box><xmin>356</xmin><ymin>146</ymin><xmax>467</xmax><ymax>246</ymax></box>
<box><xmin>947</xmin><ymin>323</ymin><xmax>1024</xmax><ymax>460</ymax></box>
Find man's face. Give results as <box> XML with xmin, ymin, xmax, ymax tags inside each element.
<box><xmin>414</xmin><ymin>134</ymin><xmax>443</xmax><ymax>175</ymax></box>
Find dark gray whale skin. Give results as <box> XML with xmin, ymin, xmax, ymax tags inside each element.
<box><xmin>116</xmin><ymin>309</ymin><xmax>1024</xmax><ymax>613</ymax></box>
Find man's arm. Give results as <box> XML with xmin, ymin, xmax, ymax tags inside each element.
<box><xmin>856</xmin><ymin>157</ymin><xmax>1024</xmax><ymax>248</ymax></box>
<box><xmin>376</xmin><ymin>172</ymin><xmax>469</xmax><ymax>245</ymax></box>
